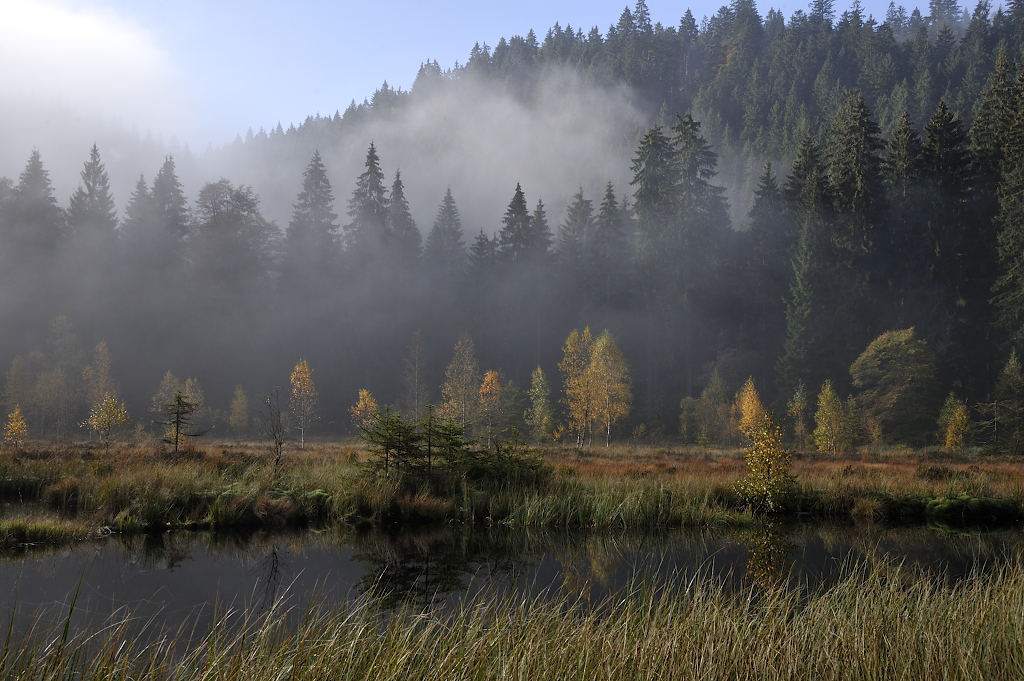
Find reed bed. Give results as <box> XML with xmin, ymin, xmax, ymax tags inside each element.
<box><xmin>4</xmin><ymin>560</ymin><xmax>1024</xmax><ymax>680</ymax></box>
<box><xmin>0</xmin><ymin>441</ymin><xmax>1022</xmax><ymax>547</ymax></box>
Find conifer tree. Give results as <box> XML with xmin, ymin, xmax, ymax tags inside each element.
<box><xmin>424</xmin><ymin>188</ymin><xmax>465</xmax><ymax>280</ymax></box>
<box><xmin>630</xmin><ymin>124</ymin><xmax>677</xmax><ymax>240</ymax></box>
<box><xmin>530</xmin><ymin>198</ymin><xmax>553</xmax><ymax>257</ymax></box>
<box><xmin>994</xmin><ymin>74</ymin><xmax>1024</xmax><ymax>343</ymax></box>
<box><xmin>747</xmin><ymin>162</ymin><xmax>792</xmax><ymax>390</ymax></box>
<box><xmin>587</xmin><ymin>183</ymin><xmax>630</xmax><ymax>311</ymax></box>
<box><xmin>970</xmin><ymin>53</ymin><xmax>1018</xmax><ymax>180</ymax></box>
<box><xmin>826</xmin><ymin>90</ymin><xmax>884</xmax><ymax>252</ymax></box>
<box><xmin>120</xmin><ymin>174</ymin><xmax>154</xmax><ymax>248</ymax></box>
<box><xmin>344</xmin><ymin>142</ymin><xmax>388</xmax><ymax>255</ymax></box>
<box><xmin>284</xmin><ymin>150</ymin><xmax>338</xmax><ymax>278</ymax></box>
<box><xmin>556</xmin><ymin>188</ymin><xmax>593</xmax><ymax>275</ymax></box>
<box><xmin>386</xmin><ymin>169</ymin><xmax>422</xmax><ymax>266</ymax></box>
<box><xmin>466</xmin><ymin>229</ymin><xmax>496</xmax><ymax>287</ymax></box>
<box><xmin>67</xmin><ymin>144</ymin><xmax>117</xmax><ymax>242</ymax></box>
<box><xmin>496</xmin><ymin>183</ymin><xmax>533</xmax><ymax>263</ymax></box>
<box><xmin>1</xmin><ymin>150</ymin><xmax>63</xmax><ymax>260</ymax></box>
<box><xmin>151</xmin><ymin>155</ymin><xmax>188</xmax><ymax>247</ymax></box>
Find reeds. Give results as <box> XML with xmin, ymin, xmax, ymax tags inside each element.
<box><xmin>5</xmin><ymin>559</ymin><xmax>1024</xmax><ymax>679</ymax></box>
<box><xmin>1</xmin><ymin>442</ymin><xmax>1023</xmax><ymax>546</ymax></box>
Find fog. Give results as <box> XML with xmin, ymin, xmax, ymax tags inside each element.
<box><xmin>0</xmin><ymin>0</ymin><xmax>1014</xmax><ymax>445</ymax></box>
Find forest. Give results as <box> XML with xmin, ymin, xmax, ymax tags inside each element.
<box><xmin>3</xmin><ymin>0</ymin><xmax>1024</xmax><ymax>449</ymax></box>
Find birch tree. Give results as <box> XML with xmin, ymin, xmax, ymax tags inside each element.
<box><xmin>589</xmin><ymin>331</ymin><xmax>632</xmax><ymax>446</ymax></box>
<box><xmin>290</xmin><ymin>359</ymin><xmax>319</xmax><ymax>448</ymax></box>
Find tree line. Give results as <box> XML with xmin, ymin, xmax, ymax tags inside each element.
<box><xmin>4</xmin><ymin>0</ymin><xmax>1024</xmax><ymax>447</ymax></box>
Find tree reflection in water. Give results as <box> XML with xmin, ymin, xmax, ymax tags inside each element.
<box><xmin>743</xmin><ymin>520</ymin><xmax>796</xmax><ymax>591</ymax></box>
<box><xmin>351</xmin><ymin>526</ymin><xmax>530</xmax><ymax>609</ymax></box>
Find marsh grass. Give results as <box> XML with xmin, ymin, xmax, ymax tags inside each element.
<box><xmin>0</xmin><ymin>441</ymin><xmax>1021</xmax><ymax>548</ymax></box>
<box><xmin>5</xmin><ymin>559</ymin><xmax>1024</xmax><ymax>680</ymax></box>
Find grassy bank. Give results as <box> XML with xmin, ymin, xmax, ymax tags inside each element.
<box><xmin>6</xmin><ymin>559</ymin><xmax>1024</xmax><ymax>680</ymax></box>
<box><xmin>0</xmin><ymin>441</ymin><xmax>1022</xmax><ymax>547</ymax></box>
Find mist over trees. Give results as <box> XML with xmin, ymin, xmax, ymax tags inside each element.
<box><xmin>3</xmin><ymin>0</ymin><xmax>1024</xmax><ymax>446</ymax></box>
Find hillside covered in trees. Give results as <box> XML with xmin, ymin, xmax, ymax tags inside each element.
<box><xmin>3</xmin><ymin>0</ymin><xmax>1024</xmax><ymax>447</ymax></box>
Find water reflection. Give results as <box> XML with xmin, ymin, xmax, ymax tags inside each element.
<box><xmin>0</xmin><ymin>521</ymin><xmax>1021</xmax><ymax>634</ymax></box>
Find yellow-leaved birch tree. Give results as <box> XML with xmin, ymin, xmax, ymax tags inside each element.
<box><xmin>350</xmin><ymin>389</ymin><xmax>379</xmax><ymax>431</ymax></box>
<box><xmin>479</xmin><ymin>370</ymin><xmax>502</xmax><ymax>450</ymax></box>
<box><xmin>733</xmin><ymin>377</ymin><xmax>765</xmax><ymax>442</ymax></box>
<box><xmin>559</xmin><ymin>327</ymin><xmax>595</xmax><ymax>448</ymax></box>
<box><xmin>440</xmin><ymin>333</ymin><xmax>480</xmax><ymax>427</ymax></box>
<box><xmin>589</xmin><ymin>330</ymin><xmax>632</xmax><ymax>446</ymax></box>
<box><xmin>290</xmin><ymin>359</ymin><xmax>319</xmax><ymax>449</ymax></box>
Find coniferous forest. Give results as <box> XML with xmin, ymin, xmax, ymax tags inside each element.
<box><xmin>5</xmin><ymin>0</ymin><xmax>1024</xmax><ymax>447</ymax></box>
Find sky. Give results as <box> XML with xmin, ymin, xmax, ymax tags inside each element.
<box><xmin>0</xmin><ymin>0</ymin><xmax>904</xmax><ymax>149</ymax></box>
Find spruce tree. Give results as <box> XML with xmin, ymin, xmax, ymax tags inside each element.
<box><xmin>994</xmin><ymin>74</ymin><xmax>1024</xmax><ymax>343</ymax></box>
<box><xmin>530</xmin><ymin>198</ymin><xmax>553</xmax><ymax>257</ymax></box>
<box><xmin>775</xmin><ymin>220</ymin><xmax>818</xmax><ymax>396</ymax></box>
<box><xmin>345</xmin><ymin>142</ymin><xmax>388</xmax><ymax>256</ymax></box>
<box><xmin>466</xmin><ymin>229</ymin><xmax>496</xmax><ymax>287</ymax></box>
<box><xmin>120</xmin><ymin>174</ymin><xmax>154</xmax><ymax>248</ymax></box>
<box><xmin>884</xmin><ymin>112</ymin><xmax>924</xmax><ymax>193</ymax></box>
<box><xmin>971</xmin><ymin>53</ymin><xmax>1017</xmax><ymax>179</ymax></box>
<box><xmin>151</xmin><ymin>155</ymin><xmax>188</xmax><ymax>247</ymax></box>
<box><xmin>587</xmin><ymin>183</ymin><xmax>631</xmax><ymax>312</ymax></box>
<box><xmin>921</xmin><ymin>100</ymin><xmax>971</xmax><ymax>199</ymax></box>
<box><xmin>556</xmin><ymin>188</ymin><xmax>594</xmax><ymax>275</ymax></box>
<box><xmin>2</xmin><ymin>150</ymin><xmax>63</xmax><ymax>259</ymax></box>
<box><xmin>630</xmin><ymin>124</ymin><xmax>678</xmax><ymax>233</ymax></box>
<box><xmin>284</xmin><ymin>150</ymin><xmax>338</xmax><ymax>278</ymax></box>
<box><xmin>67</xmin><ymin>144</ymin><xmax>117</xmax><ymax>243</ymax></box>
<box><xmin>748</xmin><ymin>162</ymin><xmax>793</xmax><ymax>392</ymax></box>
<box><xmin>424</xmin><ymin>188</ymin><xmax>466</xmax><ymax>281</ymax></box>
<box><xmin>496</xmin><ymin>183</ymin><xmax>532</xmax><ymax>263</ymax></box>
<box><xmin>386</xmin><ymin>169</ymin><xmax>422</xmax><ymax>265</ymax></box>
<box><xmin>826</xmin><ymin>90</ymin><xmax>884</xmax><ymax>251</ymax></box>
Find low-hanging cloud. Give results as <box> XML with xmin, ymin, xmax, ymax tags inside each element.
<box><xmin>0</xmin><ymin>0</ymin><xmax>187</xmax><ymax>201</ymax></box>
<box><xmin>200</xmin><ymin>69</ymin><xmax>647</xmax><ymax>236</ymax></box>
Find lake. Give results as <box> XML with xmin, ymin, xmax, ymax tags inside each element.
<box><xmin>1</xmin><ymin>521</ymin><xmax>1021</xmax><ymax>636</ymax></box>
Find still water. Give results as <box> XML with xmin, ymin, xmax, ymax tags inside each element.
<box><xmin>0</xmin><ymin>522</ymin><xmax>1021</xmax><ymax>634</ymax></box>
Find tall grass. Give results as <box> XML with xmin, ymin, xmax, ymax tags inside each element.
<box><xmin>1</xmin><ymin>441</ymin><xmax>1023</xmax><ymax>546</ymax></box>
<box><xmin>5</xmin><ymin>559</ymin><xmax>1024</xmax><ymax>679</ymax></box>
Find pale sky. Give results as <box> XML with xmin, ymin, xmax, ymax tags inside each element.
<box><xmin>0</xmin><ymin>0</ymin><xmax>903</xmax><ymax>149</ymax></box>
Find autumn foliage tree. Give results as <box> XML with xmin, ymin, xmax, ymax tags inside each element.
<box><xmin>938</xmin><ymin>392</ymin><xmax>972</xmax><ymax>454</ymax></box>
<box><xmin>560</xmin><ymin>328</ymin><xmax>632</xmax><ymax>447</ymax></box>
<box><xmin>440</xmin><ymin>332</ymin><xmax>480</xmax><ymax>427</ymax></box>
<box><xmin>229</xmin><ymin>385</ymin><xmax>249</xmax><ymax>439</ymax></box>
<box><xmin>733</xmin><ymin>377</ymin><xmax>765</xmax><ymax>442</ymax></box>
<box><xmin>478</xmin><ymin>370</ymin><xmax>502</xmax><ymax>450</ymax></box>
<box><xmin>812</xmin><ymin>380</ymin><xmax>845</xmax><ymax>456</ymax></box>
<box><xmin>590</xmin><ymin>330</ymin><xmax>632</xmax><ymax>446</ymax></box>
<box><xmin>559</xmin><ymin>327</ymin><xmax>595</xmax><ymax>447</ymax></box>
<box><xmin>736</xmin><ymin>412</ymin><xmax>794</xmax><ymax>513</ymax></box>
<box><xmin>350</xmin><ymin>389</ymin><xmax>379</xmax><ymax>431</ymax></box>
<box><xmin>525</xmin><ymin>366</ymin><xmax>555</xmax><ymax>442</ymax></box>
<box><xmin>290</xmin><ymin>359</ymin><xmax>319</xmax><ymax>448</ymax></box>
<box><xmin>82</xmin><ymin>393</ymin><xmax>128</xmax><ymax>454</ymax></box>
<box><xmin>4</xmin><ymin>406</ymin><xmax>27</xmax><ymax>450</ymax></box>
